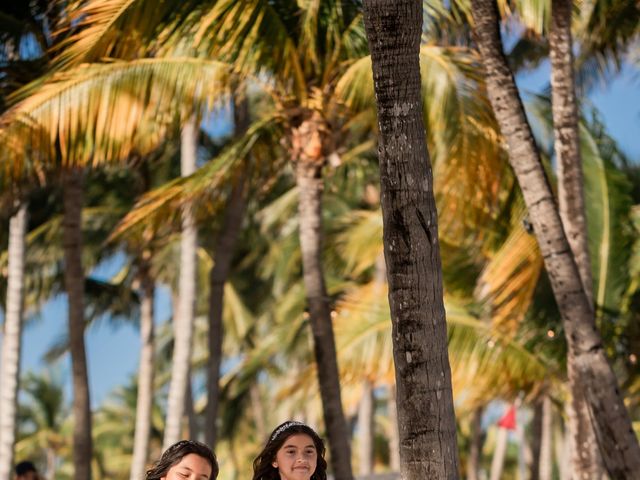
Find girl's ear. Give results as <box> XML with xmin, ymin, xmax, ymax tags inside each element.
<box><xmin>272</xmin><ymin>462</ymin><xmax>278</xmax><ymax>468</ymax></box>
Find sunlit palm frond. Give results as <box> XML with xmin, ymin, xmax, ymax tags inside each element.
<box><xmin>474</xmin><ymin>217</ymin><xmax>543</xmax><ymax>333</ymax></box>
<box><xmin>51</xmin><ymin>0</ymin><xmax>205</xmax><ymax>67</ymax></box>
<box><xmin>194</xmin><ymin>0</ymin><xmax>304</xmax><ymax>97</ymax></box>
<box><xmin>335</xmin><ymin>46</ymin><xmax>511</xmax><ymax>245</ymax></box>
<box><xmin>335</xmin><ymin>208</ymin><xmax>383</xmax><ymax>277</ymax></box>
<box><xmin>332</xmin><ymin>282</ymin><xmax>549</xmax><ymax>409</ymax></box>
<box><xmin>110</xmin><ymin>112</ymin><xmax>285</xmax><ymax>240</ymax></box>
<box><xmin>0</xmin><ymin>57</ymin><xmax>232</xmax><ymax>182</ymax></box>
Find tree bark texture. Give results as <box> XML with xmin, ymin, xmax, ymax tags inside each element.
<box><xmin>129</xmin><ymin>263</ymin><xmax>155</xmax><ymax>480</ymax></box>
<box><xmin>363</xmin><ymin>1</ymin><xmax>460</xmax><ymax>478</ymax></box>
<box><xmin>549</xmin><ymin>0</ymin><xmax>604</xmax><ymax>476</ymax></box>
<box><xmin>163</xmin><ymin>117</ymin><xmax>198</xmax><ymax>449</ymax></box>
<box><xmin>294</xmin><ymin>111</ymin><xmax>353</xmax><ymax>480</ymax></box>
<box><xmin>0</xmin><ymin>203</ymin><xmax>27</xmax><ymax>480</ymax></box>
<box><xmin>469</xmin><ymin>0</ymin><xmax>640</xmax><ymax>475</ymax></box>
<box><xmin>204</xmin><ymin>96</ymin><xmax>248</xmax><ymax>450</ymax></box>
<box><xmin>62</xmin><ymin>169</ymin><xmax>93</xmax><ymax>480</ymax></box>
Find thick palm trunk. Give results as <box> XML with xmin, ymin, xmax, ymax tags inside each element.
<box><xmin>62</xmin><ymin>169</ymin><xmax>93</xmax><ymax>480</ymax></box>
<box><xmin>163</xmin><ymin>117</ymin><xmax>198</xmax><ymax>448</ymax></box>
<box><xmin>362</xmin><ymin>1</ymin><xmax>459</xmax><ymax>478</ymax></box>
<box><xmin>549</xmin><ymin>0</ymin><xmax>603</xmax><ymax>476</ymax></box>
<box><xmin>467</xmin><ymin>407</ymin><xmax>484</xmax><ymax>480</ymax></box>
<box><xmin>294</xmin><ymin>119</ymin><xmax>353</xmax><ymax>480</ymax></box>
<box><xmin>129</xmin><ymin>263</ymin><xmax>155</xmax><ymax>480</ymax></box>
<box><xmin>0</xmin><ymin>203</ymin><xmax>27</xmax><ymax>480</ymax></box>
<box><xmin>204</xmin><ymin>97</ymin><xmax>248</xmax><ymax>449</ymax></box>
<box><xmin>358</xmin><ymin>380</ymin><xmax>375</xmax><ymax>476</ymax></box>
<box><xmin>470</xmin><ymin>0</ymin><xmax>640</xmax><ymax>475</ymax></box>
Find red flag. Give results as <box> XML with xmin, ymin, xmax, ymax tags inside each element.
<box><xmin>497</xmin><ymin>405</ymin><xmax>517</xmax><ymax>430</ymax></box>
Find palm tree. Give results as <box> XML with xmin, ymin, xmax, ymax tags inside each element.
<box><xmin>163</xmin><ymin>116</ymin><xmax>199</xmax><ymax>448</ymax></box>
<box><xmin>0</xmin><ymin>202</ymin><xmax>27</xmax><ymax>479</ymax></box>
<box><xmin>469</xmin><ymin>0</ymin><xmax>640</xmax><ymax>475</ymax></box>
<box><xmin>362</xmin><ymin>0</ymin><xmax>458</xmax><ymax>475</ymax></box>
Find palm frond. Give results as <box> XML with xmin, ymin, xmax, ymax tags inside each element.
<box><xmin>582</xmin><ymin>120</ymin><xmax>634</xmax><ymax>319</ymax></box>
<box><xmin>110</xmin><ymin>112</ymin><xmax>284</xmax><ymax>241</ymax></box>
<box><xmin>0</xmin><ymin>57</ymin><xmax>231</xmax><ymax>183</ymax></box>
<box><xmin>51</xmin><ymin>0</ymin><xmax>205</xmax><ymax>67</ymax></box>
<box><xmin>193</xmin><ymin>0</ymin><xmax>305</xmax><ymax>98</ymax></box>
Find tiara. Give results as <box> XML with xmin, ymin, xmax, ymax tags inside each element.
<box><xmin>270</xmin><ymin>421</ymin><xmax>306</xmax><ymax>442</ymax></box>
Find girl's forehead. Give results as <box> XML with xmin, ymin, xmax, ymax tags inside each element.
<box><xmin>280</xmin><ymin>433</ymin><xmax>315</xmax><ymax>447</ymax></box>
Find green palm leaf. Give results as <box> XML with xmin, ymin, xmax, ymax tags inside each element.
<box><xmin>581</xmin><ymin>119</ymin><xmax>634</xmax><ymax>319</ymax></box>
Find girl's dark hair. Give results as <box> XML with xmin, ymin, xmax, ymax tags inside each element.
<box><xmin>252</xmin><ymin>421</ymin><xmax>327</xmax><ymax>480</ymax></box>
<box><xmin>145</xmin><ymin>440</ymin><xmax>219</xmax><ymax>480</ymax></box>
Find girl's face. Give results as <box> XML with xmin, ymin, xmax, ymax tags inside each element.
<box><xmin>161</xmin><ymin>453</ymin><xmax>212</xmax><ymax>480</ymax></box>
<box><xmin>272</xmin><ymin>434</ymin><xmax>318</xmax><ymax>480</ymax></box>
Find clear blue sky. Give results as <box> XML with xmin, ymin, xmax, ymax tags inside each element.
<box><xmin>1</xmin><ymin>58</ymin><xmax>639</xmax><ymax>411</ymax></box>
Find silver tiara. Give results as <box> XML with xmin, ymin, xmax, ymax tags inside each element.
<box><xmin>270</xmin><ymin>421</ymin><xmax>306</xmax><ymax>442</ymax></box>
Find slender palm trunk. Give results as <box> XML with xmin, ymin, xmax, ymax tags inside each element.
<box><xmin>530</xmin><ymin>398</ymin><xmax>543</xmax><ymax>480</ymax></box>
<box><xmin>185</xmin><ymin>377</ymin><xmax>197</xmax><ymax>438</ymax></box>
<box><xmin>204</xmin><ymin>97</ymin><xmax>248</xmax><ymax>449</ymax></box>
<box><xmin>293</xmin><ymin>109</ymin><xmax>353</xmax><ymax>479</ymax></box>
<box><xmin>470</xmin><ymin>0</ymin><xmax>640</xmax><ymax>475</ymax></box>
<box><xmin>362</xmin><ymin>1</ymin><xmax>459</xmax><ymax>478</ymax></box>
<box><xmin>387</xmin><ymin>386</ymin><xmax>400</xmax><ymax>472</ymax></box>
<box><xmin>163</xmin><ymin>117</ymin><xmax>198</xmax><ymax>448</ymax></box>
<box><xmin>549</xmin><ymin>0</ymin><xmax>603</xmax><ymax>476</ymax></box>
<box><xmin>539</xmin><ymin>396</ymin><xmax>553</xmax><ymax>480</ymax></box>
<box><xmin>0</xmin><ymin>203</ymin><xmax>27</xmax><ymax>480</ymax></box>
<box><xmin>129</xmin><ymin>263</ymin><xmax>155</xmax><ymax>480</ymax></box>
<box><xmin>467</xmin><ymin>407</ymin><xmax>484</xmax><ymax>480</ymax></box>
<box><xmin>358</xmin><ymin>380</ymin><xmax>375</xmax><ymax>476</ymax></box>
<box><xmin>489</xmin><ymin>426</ymin><xmax>508</xmax><ymax>480</ymax></box>
<box><xmin>250</xmin><ymin>384</ymin><xmax>267</xmax><ymax>442</ymax></box>
<box><xmin>62</xmin><ymin>169</ymin><xmax>93</xmax><ymax>480</ymax></box>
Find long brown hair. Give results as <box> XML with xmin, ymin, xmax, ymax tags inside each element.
<box><xmin>145</xmin><ymin>440</ymin><xmax>219</xmax><ymax>480</ymax></box>
<box><xmin>252</xmin><ymin>421</ymin><xmax>328</xmax><ymax>480</ymax></box>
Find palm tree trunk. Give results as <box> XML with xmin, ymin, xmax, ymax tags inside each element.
<box><xmin>358</xmin><ymin>380</ymin><xmax>375</xmax><ymax>476</ymax></box>
<box><xmin>294</xmin><ymin>117</ymin><xmax>353</xmax><ymax>480</ymax></box>
<box><xmin>549</xmin><ymin>0</ymin><xmax>604</xmax><ymax>476</ymax></box>
<box><xmin>163</xmin><ymin>117</ymin><xmax>198</xmax><ymax>448</ymax></box>
<box><xmin>129</xmin><ymin>263</ymin><xmax>155</xmax><ymax>480</ymax></box>
<box><xmin>250</xmin><ymin>384</ymin><xmax>267</xmax><ymax>442</ymax></box>
<box><xmin>0</xmin><ymin>203</ymin><xmax>27</xmax><ymax>480</ymax></box>
<box><xmin>538</xmin><ymin>395</ymin><xmax>553</xmax><ymax>480</ymax></box>
<box><xmin>467</xmin><ymin>407</ymin><xmax>484</xmax><ymax>480</ymax></box>
<box><xmin>387</xmin><ymin>386</ymin><xmax>400</xmax><ymax>472</ymax></box>
<box><xmin>185</xmin><ymin>376</ymin><xmax>197</xmax><ymax>439</ymax></box>
<box><xmin>530</xmin><ymin>398</ymin><xmax>543</xmax><ymax>480</ymax></box>
<box><xmin>489</xmin><ymin>426</ymin><xmax>508</xmax><ymax>480</ymax></box>
<box><xmin>62</xmin><ymin>168</ymin><xmax>93</xmax><ymax>480</ymax></box>
<box><xmin>362</xmin><ymin>1</ymin><xmax>459</xmax><ymax>478</ymax></box>
<box><xmin>469</xmin><ymin>0</ymin><xmax>640</xmax><ymax>475</ymax></box>
<box><xmin>204</xmin><ymin>96</ymin><xmax>248</xmax><ymax>449</ymax></box>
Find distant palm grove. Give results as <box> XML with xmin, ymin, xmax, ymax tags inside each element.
<box><xmin>0</xmin><ymin>0</ymin><xmax>638</xmax><ymax>479</ymax></box>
